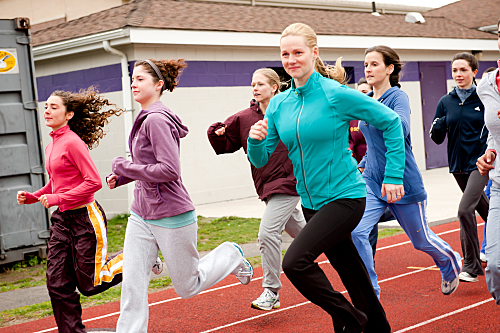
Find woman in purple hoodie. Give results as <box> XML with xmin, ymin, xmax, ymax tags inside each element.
<box><xmin>108</xmin><ymin>58</ymin><xmax>253</xmax><ymax>332</ymax></box>
<box><xmin>208</xmin><ymin>68</ymin><xmax>305</xmax><ymax>311</ymax></box>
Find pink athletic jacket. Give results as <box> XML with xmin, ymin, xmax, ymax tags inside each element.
<box><xmin>25</xmin><ymin>125</ymin><xmax>102</xmax><ymax>211</ymax></box>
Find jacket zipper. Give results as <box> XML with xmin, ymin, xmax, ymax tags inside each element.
<box><xmin>459</xmin><ymin>101</ymin><xmax>463</xmax><ymax>172</ymax></box>
<box><xmin>296</xmin><ymin>93</ymin><xmax>314</xmax><ymax>210</ymax></box>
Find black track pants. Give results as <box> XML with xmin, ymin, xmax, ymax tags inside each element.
<box><xmin>282</xmin><ymin>198</ymin><xmax>390</xmax><ymax>333</ymax></box>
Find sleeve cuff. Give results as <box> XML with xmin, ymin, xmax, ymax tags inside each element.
<box><xmin>45</xmin><ymin>194</ymin><xmax>59</xmax><ymax>207</ymax></box>
<box><xmin>383</xmin><ymin>176</ymin><xmax>403</xmax><ymax>185</ymax></box>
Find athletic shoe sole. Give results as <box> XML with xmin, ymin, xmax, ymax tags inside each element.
<box><xmin>251</xmin><ymin>301</ymin><xmax>281</xmax><ymax>311</ymax></box>
<box><xmin>458</xmin><ymin>272</ymin><xmax>478</xmax><ymax>282</ymax></box>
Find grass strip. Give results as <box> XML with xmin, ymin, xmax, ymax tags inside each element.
<box><xmin>0</xmin><ymin>276</ymin><xmax>173</xmax><ymax>327</ymax></box>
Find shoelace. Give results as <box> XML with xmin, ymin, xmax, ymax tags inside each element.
<box><xmin>256</xmin><ymin>289</ymin><xmax>276</xmax><ymax>302</ymax></box>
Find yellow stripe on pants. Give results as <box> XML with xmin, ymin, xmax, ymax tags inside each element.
<box><xmin>87</xmin><ymin>202</ymin><xmax>123</xmax><ymax>286</ymax></box>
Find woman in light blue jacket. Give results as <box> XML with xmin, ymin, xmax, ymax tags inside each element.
<box><xmin>247</xmin><ymin>23</ymin><xmax>405</xmax><ymax>333</ymax></box>
<box><xmin>351</xmin><ymin>46</ymin><xmax>462</xmax><ymax>299</ymax></box>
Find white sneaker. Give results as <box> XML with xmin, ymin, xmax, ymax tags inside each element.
<box><xmin>458</xmin><ymin>271</ymin><xmax>478</xmax><ymax>282</ymax></box>
<box><xmin>152</xmin><ymin>257</ymin><xmax>163</xmax><ymax>275</ymax></box>
<box><xmin>480</xmin><ymin>252</ymin><xmax>487</xmax><ymax>263</ymax></box>
<box><xmin>251</xmin><ymin>289</ymin><xmax>280</xmax><ymax>311</ymax></box>
<box><xmin>441</xmin><ymin>275</ymin><xmax>460</xmax><ymax>295</ymax></box>
<box><xmin>232</xmin><ymin>243</ymin><xmax>253</xmax><ymax>285</ymax></box>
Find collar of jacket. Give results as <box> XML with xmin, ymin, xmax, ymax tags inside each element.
<box><xmin>290</xmin><ymin>70</ymin><xmax>320</xmax><ymax>97</ymax></box>
<box><xmin>367</xmin><ymin>86</ymin><xmax>400</xmax><ymax>101</ymax></box>
<box><xmin>449</xmin><ymin>85</ymin><xmax>477</xmax><ymax>98</ymax></box>
<box><xmin>50</xmin><ymin>124</ymin><xmax>70</xmax><ymax>139</ymax></box>
<box><xmin>250</xmin><ymin>99</ymin><xmax>263</xmax><ymax>114</ymax></box>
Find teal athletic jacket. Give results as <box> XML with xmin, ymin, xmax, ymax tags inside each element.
<box><xmin>247</xmin><ymin>71</ymin><xmax>406</xmax><ymax>211</ymax></box>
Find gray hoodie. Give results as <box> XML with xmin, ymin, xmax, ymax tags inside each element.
<box><xmin>477</xmin><ymin>68</ymin><xmax>500</xmax><ymax>185</ymax></box>
<box><xmin>112</xmin><ymin>101</ymin><xmax>195</xmax><ymax>220</ymax></box>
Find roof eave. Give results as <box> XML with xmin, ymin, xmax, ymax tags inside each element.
<box><xmin>33</xmin><ymin>28</ymin><xmax>131</xmax><ymax>61</ymax></box>
<box><xmin>32</xmin><ymin>27</ymin><xmax>498</xmax><ymax>62</ymax></box>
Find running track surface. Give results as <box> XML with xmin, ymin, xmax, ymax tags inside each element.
<box><xmin>3</xmin><ymin>219</ymin><xmax>500</xmax><ymax>333</ymax></box>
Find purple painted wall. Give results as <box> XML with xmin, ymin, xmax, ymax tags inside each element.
<box><xmin>36</xmin><ymin>60</ymin><xmax>498</xmax><ymax>101</ymax></box>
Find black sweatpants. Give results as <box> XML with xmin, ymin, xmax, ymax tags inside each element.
<box><xmin>282</xmin><ymin>198</ymin><xmax>390</xmax><ymax>333</ymax></box>
<box><xmin>47</xmin><ymin>201</ymin><xmax>123</xmax><ymax>333</ymax></box>
<box><xmin>454</xmin><ymin>170</ymin><xmax>489</xmax><ymax>276</ymax></box>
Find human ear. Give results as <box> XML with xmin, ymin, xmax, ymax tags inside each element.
<box><xmin>387</xmin><ymin>64</ymin><xmax>394</xmax><ymax>75</ymax></box>
<box><xmin>66</xmin><ymin>111</ymin><xmax>74</xmax><ymax>121</ymax></box>
<box><xmin>312</xmin><ymin>46</ymin><xmax>319</xmax><ymax>61</ymax></box>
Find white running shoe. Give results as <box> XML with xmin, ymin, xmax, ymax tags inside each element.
<box><xmin>480</xmin><ymin>252</ymin><xmax>487</xmax><ymax>263</ymax></box>
<box><xmin>152</xmin><ymin>257</ymin><xmax>163</xmax><ymax>275</ymax></box>
<box><xmin>441</xmin><ymin>275</ymin><xmax>460</xmax><ymax>295</ymax></box>
<box><xmin>232</xmin><ymin>243</ymin><xmax>253</xmax><ymax>285</ymax></box>
<box><xmin>251</xmin><ymin>289</ymin><xmax>280</xmax><ymax>311</ymax></box>
<box><xmin>458</xmin><ymin>271</ymin><xmax>478</xmax><ymax>282</ymax></box>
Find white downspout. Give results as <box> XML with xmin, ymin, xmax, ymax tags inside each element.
<box><xmin>103</xmin><ymin>40</ymin><xmax>134</xmax><ymax>208</ymax></box>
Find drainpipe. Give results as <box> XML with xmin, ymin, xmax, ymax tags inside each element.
<box><xmin>103</xmin><ymin>40</ymin><xmax>134</xmax><ymax>207</ymax></box>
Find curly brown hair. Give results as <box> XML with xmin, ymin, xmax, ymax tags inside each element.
<box><xmin>134</xmin><ymin>59</ymin><xmax>188</xmax><ymax>93</ymax></box>
<box><xmin>50</xmin><ymin>87</ymin><xmax>124</xmax><ymax>149</ymax></box>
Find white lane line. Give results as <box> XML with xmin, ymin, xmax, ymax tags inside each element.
<box><xmin>377</xmin><ymin>222</ymin><xmax>484</xmax><ymax>251</ymax></box>
<box><xmin>394</xmin><ymin>298</ymin><xmax>495</xmax><ymax>333</ymax></box>
<box><xmin>34</xmin><ymin>222</ymin><xmax>481</xmax><ymax>333</ymax></box>
<box><xmin>200</xmin><ymin>264</ymin><xmax>442</xmax><ymax>333</ymax></box>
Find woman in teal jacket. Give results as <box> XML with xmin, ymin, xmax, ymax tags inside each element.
<box><xmin>247</xmin><ymin>23</ymin><xmax>405</xmax><ymax>333</ymax></box>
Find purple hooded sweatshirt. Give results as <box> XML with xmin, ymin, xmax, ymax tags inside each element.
<box><xmin>112</xmin><ymin>101</ymin><xmax>195</xmax><ymax>220</ymax></box>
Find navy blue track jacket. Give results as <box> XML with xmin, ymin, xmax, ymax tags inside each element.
<box><xmin>430</xmin><ymin>87</ymin><xmax>487</xmax><ymax>173</ymax></box>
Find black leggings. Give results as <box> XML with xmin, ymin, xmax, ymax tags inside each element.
<box><xmin>282</xmin><ymin>198</ymin><xmax>390</xmax><ymax>333</ymax></box>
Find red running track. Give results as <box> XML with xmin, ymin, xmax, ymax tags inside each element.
<box><xmin>2</xmin><ymin>219</ymin><xmax>500</xmax><ymax>332</ymax></box>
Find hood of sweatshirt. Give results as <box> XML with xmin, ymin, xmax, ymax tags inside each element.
<box><xmin>129</xmin><ymin>101</ymin><xmax>189</xmax><ymax>150</ymax></box>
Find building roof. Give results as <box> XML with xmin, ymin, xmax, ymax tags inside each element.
<box><xmin>425</xmin><ymin>0</ymin><xmax>500</xmax><ymax>29</ymax></box>
<box><xmin>32</xmin><ymin>0</ymin><xmax>496</xmax><ymax>47</ymax></box>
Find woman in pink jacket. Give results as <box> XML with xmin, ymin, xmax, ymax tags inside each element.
<box><xmin>17</xmin><ymin>88</ymin><xmax>123</xmax><ymax>333</ymax></box>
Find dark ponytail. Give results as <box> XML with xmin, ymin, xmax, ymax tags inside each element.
<box><xmin>365</xmin><ymin>45</ymin><xmax>402</xmax><ymax>88</ymax></box>
<box><xmin>134</xmin><ymin>58</ymin><xmax>188</xmax><ymax>93</ymax></box>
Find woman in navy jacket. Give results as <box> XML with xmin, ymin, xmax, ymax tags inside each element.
<box><xmin>430</xmin><ymin>52</ymin><xmax>489</xmax><ymax>283</ymax></box>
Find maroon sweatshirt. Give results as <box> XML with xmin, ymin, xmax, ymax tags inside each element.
<box><xmin>349</xmin><ymin>120</ymin><xmax>367</xmax><ymax>164</ymax></box>
<box><xmin>208</xmin><ymin>100</ymin><xmax>298</xmax><ymax>201</ymax></box>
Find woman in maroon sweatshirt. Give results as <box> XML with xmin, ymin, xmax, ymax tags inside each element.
<box><xmin>208</xmin><ymin>68</ymin><xmax>306</xmax><ymax>311</ymax></box>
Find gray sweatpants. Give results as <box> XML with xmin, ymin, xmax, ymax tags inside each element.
<box><xmin>259</xmin><ymin>194</ymin><xmax>306</xmax><ymax>292</ymax></box>
<box><xmin>454</xmin><ymin>170</ymin><xmax>490</xmax><ymax>276</ymax></box>
<box><xmin>116</xmin><ymin>213</ymin><xmax>243</xmax><ymax>333</ymax></box>
<box><xmin>486</xmin><ymin>182</ymin><xmax>500</xmax><ymax>304</ymax></box>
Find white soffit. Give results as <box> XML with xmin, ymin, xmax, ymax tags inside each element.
<box><xmin>33</xmin><ymin>27</ymin><xmax>498</xmax><ymax>61</ymax></box>
<box><xmin>130</xmin><ymin>28</ymin><xmax>498</xmax><ymax>51</ymax></box>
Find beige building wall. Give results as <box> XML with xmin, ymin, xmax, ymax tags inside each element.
<box><xmin>0</xmin><ymin>0</ymin><xmax>124</xmax><ymax>24</ymax></box>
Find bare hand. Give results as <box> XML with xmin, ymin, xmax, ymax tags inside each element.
<box><xmin>358</xmin><ymin>167</ymin><xmax>364</xmax><ymax>173</ymax></box>
<box><xmin>39</xmin><ymin>195</ymin><xmax>49</xmax><ymax>208</ymax></box>
<box><xmin>215</xmin><ymin>126</ymin><xmax>226</xmax><ymax>136</ymax></box>
<box><xmin>249</xmin><ymin>118</ymin><xmax>268</xmax><ymax>141</ymax></box>
<box><xmin>381</xmin><ymin>184</ymin><xmax>405</xmax><ymax>203</ymax></box>
<box><xmin>107</xmin><ymin>174</ymin><xmax>119</xmax><ymax>189</ymax></box>
<box><xmin>477</xmin><ymin>151</ymin><xmax>496</xmax><ymax>176</ymax></box>
<box><xmin>17</xmin><ymin>191</ymin><xmax>27</xmax><ymax>205</ymax></box>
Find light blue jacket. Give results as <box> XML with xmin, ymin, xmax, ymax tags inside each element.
<box><xmin>247</xmin><ymin>71</ymin><xmax>406</xmax><ymax>210</ymax></box>
<box><xmin>359</xmin><ymin>87</ymin><xmax>427</xmax><ymax>204</ymax></box>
